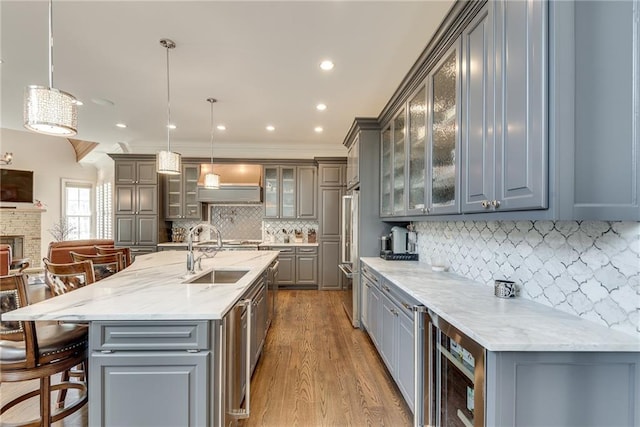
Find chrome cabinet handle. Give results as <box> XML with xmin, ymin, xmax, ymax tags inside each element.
<box><xmin>492</xmin><ymin>200</ymin><xmax>501</xmax><ymax>208</ymax></box>
<box><xmin>383</xmin><ymin>285</ymin><xmax>390</xmax><ymax>292</ymax></box>
<box><xmin>481</xmin><ymin>200</ymin><xmax>490</xmax><ymax>209</ymax></box>
<box><xmin>402</xmin><ymin>302</ymin><xmax>410</xmax><ymax>310</ymax></box>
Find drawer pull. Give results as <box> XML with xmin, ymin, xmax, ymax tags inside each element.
<box><xmin>186</xmin><ymin>349</ymin><xmax>200</xmax><ymax>353</ymax></box>
<box><xmin>383</xmin><ymin>285</ymin><xmax>390</xmax><ymax>292</ymax></box>
<box><xmin>402</xmin><ymin>302</ymin><xmax>410</xmax><ymax>310</ymax></box>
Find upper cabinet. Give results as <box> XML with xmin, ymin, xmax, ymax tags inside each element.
<box><xmin>380</xmin><ymin>126</ymin><xmax>393</xmax><ymax>216</ymax></box>
<box><xmin>406</xmin><ymin>85</ymin><xmax>428</xmax><ymax>216</ymax></box>
<box><xmin>346</xmin><ymin>136</ymin><xmax>360</xmax><ymax>189</ymax></box>
<box><xmin>428</xmin><ymin>43</ymin><xmax>461</xmax><ymax>215</ymax></box>
<box><xmin>115</xmin><ymin>160</ymin><xmax>157</xmax><ymax>185</ymax></box>
<box><xmin>264</xmin><ymin>165</ymin><xmax>317</xmax><ymax>219</ymax></box>
<box><xmin>165</xmin><ymin>163</ymin><xmax>201</xmax><ymax>220</ymax></box>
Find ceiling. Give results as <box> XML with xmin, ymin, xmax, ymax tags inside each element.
<box><xmin>1</xmin><ymin>0</ymin><xmax>454</xmax><ymax>162</ymax></box>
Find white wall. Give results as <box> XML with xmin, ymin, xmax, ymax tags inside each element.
<box><xmin>0</xmin><ymin>128</ymin><xmax>98</xmax><ymax>265</ymax></box>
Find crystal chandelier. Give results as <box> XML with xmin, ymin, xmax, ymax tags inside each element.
<box><xmin>24</xmin><ymin>0</ymin><xmax>78</xmax><ymax>136</ymax></box>
<box><xmin>156</xmin><ymin>38</ymin><xmax>181</xmax><ymax>175</ymax></box>
<box><xmin>203</xmin><ymin>98</ymin><xmax>220</xmax><ymax>189</ymax></box>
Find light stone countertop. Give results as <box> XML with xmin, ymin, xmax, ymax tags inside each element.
<box><xmin>361</xmin><ymin>257</ymin><xmax>640</xmax><ymax>352</ymax></box>
<box><xmin>258</xmin><ymin>242</ymin><xmax>319</xmax><ymax>247</ymax></box>
<box><xmin>5</xmin><ymin>250</ymin><xmax>278</xmax><ymax>322</ymax></box>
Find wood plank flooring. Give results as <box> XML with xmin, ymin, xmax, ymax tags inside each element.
<box><xmin>0</xmin><ymin>290</ymin><xmax>411</xmax><ymax>427</ymax></box>
<box><xmin>240</xmin><ymin>290</ymin><xmax>412</xmax><ymax>427</ymax></box>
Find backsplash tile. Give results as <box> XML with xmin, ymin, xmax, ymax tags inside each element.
<box><xmin>263</xmin><ymin>220</ymin><xmax>318</xmax><ymax>243</ymax></box>
<box><xmin>172</xmin><ymin>205</ymin><xmax>263</xmax><ymax>240</ymax></box>
<box><xmin>414</xmin><ymin>220</ymin><xmax>639</xmax><ymax>336</ymax></box>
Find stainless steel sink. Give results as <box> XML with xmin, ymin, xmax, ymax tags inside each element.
<box><xmin>185</xmin><ymin>269</ymin><xmax>249</xmax><ymax>284</ymax></box>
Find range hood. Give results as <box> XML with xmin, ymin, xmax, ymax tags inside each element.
<box><xmin>196</xmin><ymin>164</ymin><xmax>263</xmax><ymax>204</ymax></box>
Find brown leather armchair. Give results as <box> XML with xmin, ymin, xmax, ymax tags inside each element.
<box><xmin>0</xmin><ymin>244</ymin><xmax>30</xmax><ymax>276</ymax></box>
<box><xmin>46</xmin><ymin>239</ymin><xmax>115</xmax><ymax>264</ymax></box>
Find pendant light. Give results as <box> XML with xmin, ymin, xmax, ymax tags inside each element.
<box><xmin>156</xmin><ymin>38</ymin><xmax>181</xmax><ymax>175</ymax></box>
<box><xmin>203</xmin><ymin>98</ymin><xmax>221</xmax><ymax>189</ymax></box>
<box><xmin>24</xmin><ymin>0</ymin><xmax>78</xmax><ymax>136</ymax></box>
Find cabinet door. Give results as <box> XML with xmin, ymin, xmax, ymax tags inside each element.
<box><xmin>407</xmin><ymin>84</ymin><xmax>428</xmax><ymax>215</ymax></box>
<box><xmin>319</xmin><ymin>240</ymin><xmax>340</xmax><ymax>290</ymax></box>
<box><xmin>264</xmin><ymin>167</ymin><xmax>280</xmax><ymax>218</ymax></box>
<box><xmin>280</xmin><ymin>167</ymin><xmax>297</xmax><ymax>218</ymax></box>
<box><xmin>380</xmin><ymin>126</ymin><xmax>393</xmax><ymax>216</ymax></box>
<box><xmin>89</xmin><ymin>351</ymin><xmax>209</xmax><ymax>427</ymax></box>
<box><xmin>183</xmin><ymin>164</ymin><xmax>201</xmax><ymax>219</ymax></box>
<box><xmin>277</xmin><ymin>254</ymin><xmax>295</xmax><ymax>285</ymax></box>
<box><xmin>367</xmin><ymin>283</ymin><xmax>381</xmax><ymax>348</ymax></box>
<box><xmin>361</xmin><ymin>278</ymin><xmax>371</xmax><ymax>330</ymax></box>
<box><xmin>319</xmin><ymin>187</ymin><xmax>342</xmax><ymax>238</ymax></box>
<box><xmin>396</xmin><ymin>311</ymin><xmax>415</xmax><ymax>411</ymax></box>
<box><xmin>462</xmin><ymin>5</ymin><xmax>495</xmax><ymax>213</ymax></box>
<box><xmin>392</xmin><ymin>108</ymin><xmax>407</xmax><ymax>216</ymax></box>
<box><xmin>296</xmin><ymin>255</ymin><xmax>317</xmax><ymax>285</ymax></box>
<box><xmin>137</xmin><ymin>185</ymin><xmax>158</xmax><ymax>215</ymax></box>
<box><xmin>346</xmin><ymin>137</ymin><xmax>359</xmax><ymax>188</ymax></box>
<box><xmin>115</xmin><ymin>161</ymin><xmax>137</xmax><ymax>184</ymax></box>
<box><xmin>136</xmin><ymin>161</ymin><xmax>158</xmax><ymax>185</ymax></box>
<box><xmin>380</xmin><ymin>292</ymin><xmax>397</xmax><ymax>374</ymax></box>
<box><xmin>165</xmin><ymin>174</ymin><xmax>182</xmax><ymax>219</ymax></box>
<box><xmin>115</xmin><ymin>185</ymin><xmax>135</xmax><ymax>214</ymax></box>
<box><xmin>137</xmin><ymin>216</ymin><xmax>158</xmax><ymax>246</ymax></box>
<box><xmin>297</xmin><ymin>166</ymin><xmax>317</xmax><ymax>219</ymax></box>
<box><xmin>114</xmin><ymin>215</ymin><xmax>136</xmax><ymax>246</ymax></box>
<box><xmin>494</xmin><ymin>0</ymin><xmax>547</xmax><ymax>210</ymax></box>
<box><xmin>319</xmin><ymin>164</ymin><xmax>344</xmax><ymax>187</ymax></box>
<box><xmin>428</xmin><ymin>41</ymin><xmax>461</xmax><ymax>215</ymax></box>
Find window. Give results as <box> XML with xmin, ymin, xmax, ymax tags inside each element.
<box><xmin>96</xmin><ymin>182</ymin><xmax>112</xmax><ymax>239</ymax></box>
<box><xmin>62</xmin><ymin>180</ymin><xmax>94</xmax><ymax>240</ymax></box>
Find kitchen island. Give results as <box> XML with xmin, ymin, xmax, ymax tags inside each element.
<box><xmin>5</xmin><ymin>250</ymin><xmax>279</xmax><ymax>427</ymax></box>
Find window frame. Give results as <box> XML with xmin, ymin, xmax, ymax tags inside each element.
<box><xmin>61</xmin><ymin>178</ymin><xmax>95</xmax><ymax>240</ymax></box>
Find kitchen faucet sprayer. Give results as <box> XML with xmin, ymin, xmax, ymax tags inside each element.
<box><xmin>186</xmin><ymin>223</ymin><xmax>223</xmax><ymax>274</ymax></box>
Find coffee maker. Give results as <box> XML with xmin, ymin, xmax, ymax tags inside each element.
<box><xmin>391</xmin><ymin>226</ymin><xmax>409</xmax><ymax>254</ymax></box>
<box><xmin>380</xmin><ymin>226</ymin><xmax>419</xmax><ymax>261</ymax></box>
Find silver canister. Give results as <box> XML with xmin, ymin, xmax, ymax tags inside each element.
<box><xmin>380</xmin><ymin>235</ymin><xmax>391</xmax><ymax>253</ymax></box>
<box><xmin>494</xmin><ymin>280</ymin><xmax>517</xmax><ymax>298</ymax></box>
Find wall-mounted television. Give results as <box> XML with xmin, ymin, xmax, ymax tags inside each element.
<box><xmin>1</xmin><ymin>169</ymin><xmax>34</xmax><ymax>203</ymax></box>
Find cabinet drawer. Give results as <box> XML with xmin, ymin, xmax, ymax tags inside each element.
<box><xmin>361</xmin><ymin>263</ymin><xmax>380</xmax><ymax>286</ymax></box>
<box><xmin>296</xmin><ymin>246</ymin><xmax>318</xmax><ymax>255</ymax></box>
<box><xmin>91</xmin><ymin>321</ymin><xmax>209</xmax><ymax>351</ymax></box>
<box><xmin>272</xmin><ymin>246</ymin><xmax>295</xmax><ymax>254</ymax></box>
<box><xmin>379</xmin><ymin>278</ymin><xmax>420</xmax><ymax>317</ymax></box>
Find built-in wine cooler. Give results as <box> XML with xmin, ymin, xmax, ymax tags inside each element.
<box><xmin>430</xmin><ymin>312</ymin><xmax>485</xmax><ymax>427</ymax></box>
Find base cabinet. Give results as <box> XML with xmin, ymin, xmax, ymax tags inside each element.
<box><xmin>89</xmin><ymin>351</ymin><xmax>209</xmax><ymax>427</ymax></box>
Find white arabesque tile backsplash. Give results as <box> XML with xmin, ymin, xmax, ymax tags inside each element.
<box><xmin>414</xmin><ymin>220</ymin><xmax>639</xmax><ymax>336</ymax></box>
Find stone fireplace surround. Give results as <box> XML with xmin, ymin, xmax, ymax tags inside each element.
<box><xmin>0</xmin><ymin>208</ymin><xmax>44</xmax><ymax>271</ymax></box>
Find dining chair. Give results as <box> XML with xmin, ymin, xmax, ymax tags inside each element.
<box><xmin>43</xmin><ymin>258</ymin><xmax>96</xmax><ymax>296</ymax></box>
<box><xmin>69</xmin><ymin>252</ymin><xmax>122</xmax><ymax>281</ymax></box>
<box><xmin>0</xmin><ymin>273</ymin><xmax>88</xmax><ymax>426</ymax></box>
<box><xmin>95</xmin><ymin>245</ymin><xmax>132</xmax><ymax>269</ymax></box>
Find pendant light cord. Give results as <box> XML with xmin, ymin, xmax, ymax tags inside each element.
<box><xmin>209</xmin><ymin>100</ymin><xmax>215</xmax><ymax>164</ymax></box>
<box><xmin>165</xmin><ymin>44</ymin><xmax>172</xmax><ymax>152</ymax></box>
<box><xmin>48</xmin><ymin>0</ymin><xmax>54</xmax><ymax>88</ymax></box>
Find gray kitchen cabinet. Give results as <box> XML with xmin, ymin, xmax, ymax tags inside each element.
<box><xmin>263</xmin><ymin>166</ymin><xmax>296</xmax><ymax>219</ymax></box>
<box><xmin>295</xmin><ymin>246</ymin><xmax>318</xmax><ymax>286</ymax></box>
<box><xmin>380</xmin><ymin>290</ymin><xmax>397</xmax><ymax>375</ymax></box>
<box><xmin>250</xmin><ymin>279</ymin><xmax>268</xmax><ymax>374</ymax></box>
<box><xmin>461</xmin><ymin>4</ymin><xmax>494</xmax><ymax>213</ymax></box>
<box><xmin>406</xmin><ymin>84</ymin><xmax>428</xmax><ymax>216</ymax></box>
<box><xmin>115</xmin><ymin>160</ymin><xmax>157</xmax><ymax>185</ymax></box>
<box><xmin>319</xmin><ymin>240</ymin><xmax>340</xmax><ymax>290</ymax></box>
<box><xmin>88</xmin><ymin>321</ymin><xmax>210</xmax><ymax>427</ymax></box>
<box><xmin>428</xmin><ymin>40</ymin><xmax>461</xmax><ymax>215</ymax></box>
<box><xmin>346</xmin><ymin>136</ymin><xmax>359</xmax><ymax>189</ymax></box>
<box><xmin>271</xmin><ymin>247</ymin><xmax>295</xmax><ymax>286</ymax></box>
<box><xmin>319</xmin><ymin>163</ymin><xmax>345</xmax><ymax>187</ymax></box>
<box><xmin>111</xmin><ymin>154</ymin><xmax>167</xmax><ymax>253</ymax></box>
<box><xmin>165</xmin><ymin>163</ymin><xmax>201</xmax><ymax>220</ymax></box>
<box><xmin>380</xmin><ymin>125</ymin><xmax>393</xmax><ymax>217</ymax></box>
<box><xmin>319</xmin><ymin>187</ymin><xmax>342</xmax><ymax>238</ymax></box>
<box><xmin>296</xmin><ymin>166</ymin><xmax>317</xmax><ymax>219</ymax></box>
<box><xmin>396</xmin><ymin>309</ymin><xmax>415</xmax><ymax>411</ymax></box>
<box><xmin>393</xmin><ymin>108</ymin><xmax>407</xmax><ymax>216</ymax></box>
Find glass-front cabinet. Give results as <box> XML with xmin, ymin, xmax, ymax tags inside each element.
<box><xmin>380</xmin><ymin>126</ymin><xmax>393</xmax><ymax>217</ymax></box>
<box><xmin>407</xmin><ymin>85</ymin><xmax>428</xmax><ymax>215</ymax></box>
<box><xmin>263</xmin><ymin>166</ymin><xmax>296</xmax><ymax>219</ymax></box>
<box><xmin>393</xmin><ymin>109</ymin><xmax>406</xmax><ymax>216</ymax></box>
<box><xmin>429</xmin><ymin>42</ymin><xmax>461</xmax><ymax>215</ymax></box>
<box><xmin>165</xmin><ymin>163</ymin><xmax>200</xmax><ymax>220</ymax></box>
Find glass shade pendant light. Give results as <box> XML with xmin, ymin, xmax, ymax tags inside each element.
<box><xmin>203</xmin><ymin>98</ymin><xmax>221</xmax><ymax>189</ymax></box>
<box><xmin>156</xmin><ymin>38</ymin><xmax>181</xmax><ymax>175</ymax></box>
<box><xmin>24</xmin><ymin>0</ymin><xmax>78</xmax><ymax>136</ymax></box>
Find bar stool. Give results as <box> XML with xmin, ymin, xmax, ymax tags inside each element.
<box><xmin>69</xmin><ymin>252</ymin><xmax>122</xmax><ymax>281</ymax></box>
<box><xmin>95</xmin><ymin>245</ymin><xmax>132</xmax><ymax>269</ymax></box>
<box><xmin>0</xmin><ymin>273</ymin><xmax>88</xmax><ymax>426</ymax></box>
<box><xmin>42</xmin><ymin>259</ymin><xmax>95</xmax><ymax>296</ymax></box>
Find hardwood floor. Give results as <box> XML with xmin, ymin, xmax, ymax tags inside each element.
<box><xmin>0</xmin><ymin>290</ymin><xmax>411</xmax><ymax>427</ymax></box>
<box><xmin>240</xmin><ymin>290</ymin><xmax>412</xmax><ymax>427</ymax></box>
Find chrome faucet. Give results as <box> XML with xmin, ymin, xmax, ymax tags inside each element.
<box><xmin>187</xmin><ymin>223</ymin><xmax>223</xmax><ymax>274</ymax></box>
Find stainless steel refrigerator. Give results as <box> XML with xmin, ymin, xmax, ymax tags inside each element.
<box><xmin>339</xmin><ymin>190</ymin><xmax>359</xmax><ymax>327</ymax></box>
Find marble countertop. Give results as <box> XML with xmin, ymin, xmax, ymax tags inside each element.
<box><xmin>258</xmin><ymin>242</ymin><xmax>318</xmax><ymax>247</ymax></box>
<box><xmin>5</xmin><ymin>250</ymin><xmax>278</xmax><ymax>322</ymax></box>
<box><xmin>361</xmin><ymin>257</ymin><xmax>640</xmax><ymax>352</ymax></box>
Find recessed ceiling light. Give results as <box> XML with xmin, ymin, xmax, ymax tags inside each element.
<box><xmin>266</xmin><ymin>125</ymin><xmax>275</xmax><ymax>132</ymax></box>
<box><xmin>167</xmin><ymin>124</ymin><xmax>176</xmax><ymax>130</ymax></box>
<box><xmin>320</xmin><ymin>60</ymin><xmax>334</xmax><ymax>71</ymax></box>
<box><xmin>217</xmin><ymin>125</ymin><xmax>226</xmax><ymax>131</ymax></box>
<box><xmin>116</xmin><ymin>123</ymin><xmax>127</xmax><ymax>128</ymax></box>
<box><xmin>314</xmin><ymin>126</ymin><xmax>323</xmax><ymax>133</ymax></box>
<box><xmin>316</xmin><ymin>103</ymin><xmax>327</xmax><ymax>111</ymax></box>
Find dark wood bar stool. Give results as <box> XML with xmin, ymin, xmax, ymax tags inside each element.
<box><xmin>42</xmin><ymin>259</ymin><xmax>95</xmax><ymax>296</ymax></box>
<box><xmin>95</xmin><ymin>245</ymin><xmax>132</xmax><ymax>269</ymax></box>
<box><xmin>69</xmin><ymin>252</ymin><xmax>122</xmax><ymax>281</ymax></box>
<box><xmin>0</xmin><ymin>273</ymin><xmax>88</xmax><ymax>426</ymax></box>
